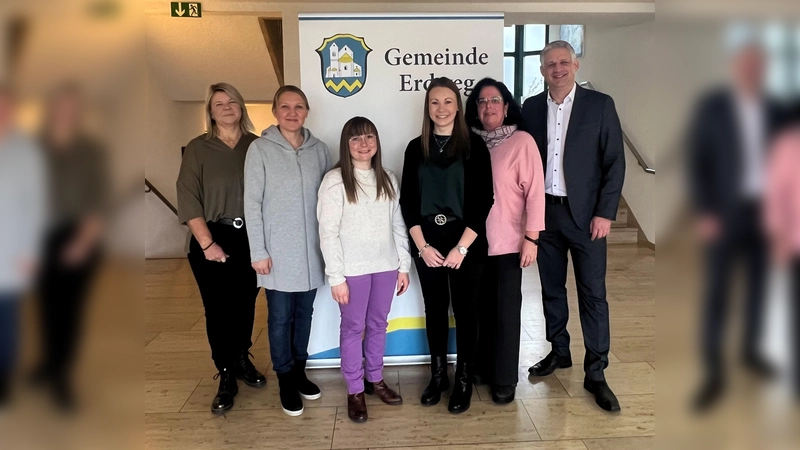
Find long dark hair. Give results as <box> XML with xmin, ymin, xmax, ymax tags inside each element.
<box><xmin>420</xmin><ymin>77</ymin><xmax>470</xmax><ymax>159</ymax></box>
<box><xmin>335</xmin><ymin>116</ymin><xmax>396</xmax><ymax>204</ymax></box>
<box><xmin>464</xmin><ymin>77</ymin><xmax>522</xmax><ymax>129</ymax></box>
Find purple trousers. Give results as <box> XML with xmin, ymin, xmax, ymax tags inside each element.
<box><xmin>339</xmin><ymin>270</ymin><xmax>398</xmax><ymax>395</ymax></box>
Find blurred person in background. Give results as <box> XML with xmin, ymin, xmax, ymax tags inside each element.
<box><xmin>0</xmin><ymin>82</ymin><xmax>47</xmax><ymax>408</ymax></box>
<box><xmin>763</xmin><ymin>111</ymin><xmax>800</xmax><ymax>399</ymax></box>
<box><xmin>687</xmin><ymin>43</ymin><xmax>785</xmax><ymax>412</ymax></box>
<box><xmin>177</xmin><ymin>83</ymin><xmax>267</xmax><ymax>413</ymax></box>
<box><xmin>29</xmin><ymin>82</ymin><xmax>107</xmax><ymax>411</ymax></box>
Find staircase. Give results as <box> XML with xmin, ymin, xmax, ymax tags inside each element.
<box><xmin>609</xmin><ymin>197</ymin><xmax>641</xmax><ymax>245</ymax></box>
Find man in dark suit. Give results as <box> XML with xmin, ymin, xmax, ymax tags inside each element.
<box><xmin>688</xmin><ymin>43</ymin><xmax>783</xmax><ymax>412</ymax></box>
<box><xmin>519</xmin><ymin>40</ymin><xmax>626</xmax><ymax>412</ymax></box>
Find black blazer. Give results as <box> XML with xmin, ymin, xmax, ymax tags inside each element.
<box><xmin>399</xmin><ymin>132</ymin><xmax>494</xmax><ymax>255</ymax></box>
<box><xmin>687</xmin><ymin>88</ymin><xmax>785</xmax><ymax>216</ymax></box>
<box><xmin>520</xmin><ymin>84</ymin><xmax>626</xmax><ymax>231</ymax></box>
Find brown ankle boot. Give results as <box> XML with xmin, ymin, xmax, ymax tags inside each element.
<box><xmin>347</xmin><ymin>392</ymin><xmax>368</xmax><ymax>423</ymax></box>
<box><xmin>369</xmin><ymin>380</ymin><xmax>403</xmax><ymax>405</ymax></box>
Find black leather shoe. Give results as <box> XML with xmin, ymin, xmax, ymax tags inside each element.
<box><xmin>421</xmin><ymin>356</ymin><xmax>450</xmax><ymax>406</ymax></box>
<box><xmin>583</xmin><ymin>379</ymin><xmax>621</xmax><ymax>412</ymax></box>
<box><xmin>364</xmin><ymin>379</ymin><xmax>374</xmax><ymax>395</ymax></box>
<box><xmin>234</xmin><ymin>351</ymin><xmax>266</xmax><ymax>387</ymax></box>
<box><xmin>293</xmin><ymin>360</ymin><xmax>321</xmax><ymax>400</ymax></box>
<box><xmin>491</xmin><ymin>385</ymin><xmax>516</xmax><ymax>404</ymax></box>
<box><xmin>692</xmin><ymin>378</ymin><xmax>725</xmax><ymax>413</ymax></box>
<box><xmin>448</xmin><ymin>363</ymin><xmax>473</xmax><ymax>414</ymax></box>
<box><xmin>211</xmin><ymin>368</ymin><xmax>238</xmax><ymax>413</ymax></box>
<box><xmin>277</xmin><ymin>372</ymin><xmax>304</xmax><ymax>416</ymax></box>
<box><xmin>743</xmin><ymin>354</ymin><xmax>777</xmax><ymax>380</ymax></box>
<box><xmin>528</xmin><ymin>352</ymin><xmax>572</xmax><ymax>377</ymax></box>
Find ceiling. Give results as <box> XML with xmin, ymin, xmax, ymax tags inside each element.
<box><xmin>146</xmin><ymin>14</ymin><xmax>280</xmax><ymax>102</ymax></box>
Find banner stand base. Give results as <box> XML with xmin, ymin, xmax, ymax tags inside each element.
<box><xmin>307</xmin><ymin>354</ymin><xmax>458</xmax><ymax>369</ymax></box>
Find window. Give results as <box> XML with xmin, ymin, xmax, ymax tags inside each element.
<box><xmin>504</xmin><ymin>25</ymin><xmax>548</xmax><ymax>104</ymax></box>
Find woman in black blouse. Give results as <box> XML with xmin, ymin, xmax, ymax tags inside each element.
<box><xmin>399</xmin><ymin>77</ymin><xmax>494</xmax><ymax>414</ymax></box>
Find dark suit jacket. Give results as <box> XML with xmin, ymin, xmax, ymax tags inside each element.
<box><xmin>520</xmin><ymin>84</ymin><xmax>626</xmax><ymax>231</ymax></box>
<box><xmin>687</xmin><ymin>88</ymin><xmax>784</xmax><ymax>216</ymax></box>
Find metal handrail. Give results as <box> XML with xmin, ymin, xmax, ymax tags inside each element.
<box><xmin>579</xmin><ymin>81</ymin><xmax>655</xmax><ymax>174</ymax></box>
<box><xmin>145</xmin><ymin>178</ymin><xmax>178</xmax><ymax>216</ymax></box>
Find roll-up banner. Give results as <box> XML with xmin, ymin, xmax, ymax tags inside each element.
<box><xmin>299</xmin><ymin>12</ymin><xmax>504</xmax><ymax>367</ymax></box>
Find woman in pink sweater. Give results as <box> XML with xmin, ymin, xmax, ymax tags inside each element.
<box><xmin>466</xmin><ymin>78</ymin><xmax>545</xmax><ymax>403</ymax></box>
<box><xmin>764</xmin><ymin>127</ymin><xmax>800</xmax><ymax>266</ymax></box>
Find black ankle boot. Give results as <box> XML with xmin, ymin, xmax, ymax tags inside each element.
<box><xmin>448</xmin><ymin>363</ymin><xmax>473</xmax><ymax>414</ymax></box>
<box><xmin>211</xmin><ymin>368</ymin><xmax>238</xmax><ymax>413</ymax></box>
<box><xmin>277</xmin><ymin>371</ymin><xmax>304</xmax><ymax>416</ymax></box>
<box><xmin>421</xmin><ymin>356</ymin><xmax>450</xmax><ymax>406</ymax></box>
<box><xmin>234</xmin><ymin>351</ymin><xmax>266</xmax><ymax>387</ymax></box>
<box><xmin>293</xmin><ymin>359</ymin><xmax>321</xmax><ymax>400</ymax></box>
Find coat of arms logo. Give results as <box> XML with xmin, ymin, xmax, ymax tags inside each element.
<box><xmin>316</xmin><ymin>34</ymin><xmax>372</xmax><ymax>98</ymax></box>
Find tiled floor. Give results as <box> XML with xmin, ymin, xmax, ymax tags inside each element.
<box><xmin>144</xmin><ymin>245</ymin><xmax>655</xmax><ymax>449</ymax></box>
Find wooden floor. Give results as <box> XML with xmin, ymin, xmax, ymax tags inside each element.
<box><xmin>144</xmin><ymin>245</ymin><xmax>655</xmax><ymax>450</ymax></box>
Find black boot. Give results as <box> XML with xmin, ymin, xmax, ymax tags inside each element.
<box><xmin>293</xmin><ymin>360</ymin><xmax>321</xmax><ymax>400</ymax></box>
<box><xmin>234</xmin><ymin>351</ymin><xmax>266</xmax><ymax>387</ymax></box>
<box><xmin>448</xmin><ymin>363</ymin><xmax>473</xmax><ymax>414</ymax></box>
<box><xmin>277</xmin><ymin>371</ymin><xmax>304</xmax><ymax>416</ymax></box>
<box><xmin>211</xmin><ymin>368</ymin><xmax>238</xmax><ymax>413</ymax></box>
<box><xmin>0</xmin><ymin>371</ymin><xmax>10</xmax><ymax>408</ymax></box>
<box><xmin>421</xmin><ymin>356</ymin><xmax>450</xmax><ymax>406</ymax></box>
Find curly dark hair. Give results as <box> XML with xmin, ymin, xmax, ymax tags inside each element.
<box><xmin>464</xmin><ymin>77</ymin><xmax>522</xmax><ymax>129</ymax></box>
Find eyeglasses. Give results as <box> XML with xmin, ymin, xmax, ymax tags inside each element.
<box><xmin>349</xmin><ymin>134</ymin><xmax>377</xmax><ymax>144</ymax></box>
<box><xmin>477</xmin><ymin>96</ymin><xmax>503</xmax><ymax>107</ymax></box>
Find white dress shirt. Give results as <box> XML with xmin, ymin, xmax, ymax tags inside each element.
<box><xmin>734</xmin><ymin>93</ymin><xmax>766</xmax><ymax>199</ymax></box>
<box><xmin>546</xmin><ymin>83</ymin><xmax>577</xmax><ymax>196</ymax></box>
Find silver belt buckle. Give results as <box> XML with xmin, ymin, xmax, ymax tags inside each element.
<box><xmin>434</xmin><ymin>214</ymin><xmax>447</xmax><ymax>226</ymax></box>
<box><xmin>232</xmin><ymin>217</ymin><xmax>244</xmax><ymax>229</ymax></box>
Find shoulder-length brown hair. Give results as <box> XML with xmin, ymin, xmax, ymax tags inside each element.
<box><xmin>420</xmin><ymin>77</ymin><xmax>470</xmax><ymax>159</ymax></box>
<box><xmin>204</xmin><ymin>82</ymin><xmax>254</xmax><ymax>140</ymax></box>
<box><xmin>335</xmin><ymin>116</ymin><xmax>396</xmax><ymax>204</ymax></box>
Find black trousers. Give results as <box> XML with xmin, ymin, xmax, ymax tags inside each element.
<box><xmin>36</xmin><ymin>222</ymin><xmax>100</xmax><ymax>384</ymax></box>
<box><xmin>414</xmin><ymin>220</ymin><xmax>484</xmax><ymax>366</ymax></box>
<box><xmin>701</xmin><ymin>202</ymin><xmax>767</xmax><ymax>381</ymax></box>
<box><xmin>477</xmin><ymin>253</ymin><xmax>523</xmax><ymax>386</ymax></box>
<box><xmin>538</xmin><ymin>202</ymin><xmax>610</xmax><ymax>381</ymax></box>
<box><xmin>188</xmin><ymin>222</ymin><xmax>260</xmax><ymax>371</ymax></box>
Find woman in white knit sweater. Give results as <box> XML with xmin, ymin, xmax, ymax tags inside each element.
<box><xmin>317</xmin><ymin>117</ymin><xmax>412</xmax><ymax>423</ymax></box>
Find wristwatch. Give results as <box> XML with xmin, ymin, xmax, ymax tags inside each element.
<box><xmin>524</xmin><ymin>235</ymin><xmax>540</xmax><ymax>246</ymax></box>
<box><xmin>456</xmin><ymin>245</ymin><xmax>468</xmax><ymax>256</ymax></box>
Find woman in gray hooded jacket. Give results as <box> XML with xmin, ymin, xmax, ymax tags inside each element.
<box><xmin>244</xmin><ymin>85</ymin><xmax>332</xmax><ymax>417</ymax></box>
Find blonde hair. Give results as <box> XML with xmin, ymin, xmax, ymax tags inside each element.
<box><xmin>271</xmin><ymin>85</ymin><xmax>310</xmax><ymax>112</ymax></box>
<box><xmin>204</xmin><ymin>82</ymin><xmax>254</xmax><ymax>140</ymax></box>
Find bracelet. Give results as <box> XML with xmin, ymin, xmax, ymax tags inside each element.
<box><xmin>202</xmin><ymin>241</ymin><xmax>216</xmax><ymax>251</ymax></box>
<box><xmin>418</xmin><ymin>243</ymin><xmax>431</xmax><ymax>258</ymax></box>
<box><xmin>524</xmin><ymin>235</ymin><xmax>539</xmax><ymax>246</ymax></box>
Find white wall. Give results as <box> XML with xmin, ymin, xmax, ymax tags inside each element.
<box><xmin>577</xmin><ymin>19</ymin><xmax>656</xmax><ymax>243</ymax></box>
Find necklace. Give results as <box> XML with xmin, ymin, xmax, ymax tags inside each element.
<box><xmin>434</xmin><ymin>135</ymin><xmax>451</xmax><ymax>153</ymax></box>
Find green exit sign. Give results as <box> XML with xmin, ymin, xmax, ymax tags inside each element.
<box><xmin>171</xmin><ymin>2</ymin><xmax>202</xmax><ymax>18</ymax></box>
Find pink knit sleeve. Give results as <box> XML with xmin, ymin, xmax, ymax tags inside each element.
<box><xmin>519</xmin><ymin>132</ymin><xmax>546</xmax><ymax>232</ymax></box>
<box><xmin>763</xmin><ymin>131</ymin><xmax>795</xmax><ymax>245</ymax></box>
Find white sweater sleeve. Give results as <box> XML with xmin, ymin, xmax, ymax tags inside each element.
<box><xmin>317</xmin><ymin>171</ymin><xmax>346</xmax><ymax>286</ymax></box>
<box><xmin>389</xmin><ymin>173</ymin><xmax>412</xmax><ymax>273</ymax></box>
